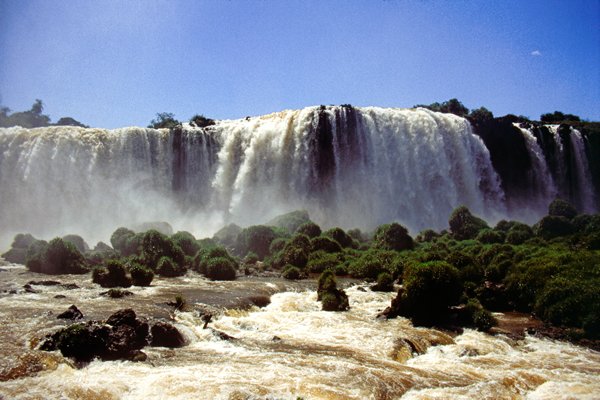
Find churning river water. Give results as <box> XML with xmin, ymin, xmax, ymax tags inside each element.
<box><xmin>0</xmin><ymin>264</ymin><xmax>599</xmax><ymax>400</ymax></box>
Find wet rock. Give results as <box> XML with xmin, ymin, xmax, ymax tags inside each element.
<box><xmin>100</xmin><ymin>289</ymin><xmax>134</xmax><ymax>298</ymax></box>
<box><xmin>128</xmin><ymin>350</ymin><xmax>147</xmax><ymax>362</ymax></box>
<box><xmin>210</xmin><ymin>328</ymin><xmax>236</xmax><ymax>341</ymax></box>
<box><xmin>150</xmin><ymin>322</ymin><xmax>185</xmax><ymax>348</ymax></box>
<box><xmin>248</xmin><ymin>295</ymin><xmax>271</xmax><ymax>308</ymax></box>
<box><xmin>61</xmin><ymin>283</ymin><xmax>80</xmax><ymax>290</ymax></box>
<box><xmin>28</xmin><ymin>280</ymin><xmax>61</xmax><ymax>286</ymax></box>
<box><xmin>40</xmin><ymin>309</ymin><xmax>150</xmax><ymax>363</ymax></box>
<box><xmin>57</xmin><ymin>305</ymin><xmax>84</xmax><ymax>320</ymax></box>
<box><xmin>54</xmin><ymin>295</ymin><xmax>67</xmax><ymax>299</ymax></box>
<box><xmin>272</xmin><ymin>336</ymin><xmax>282</xmax><ymax>342</ymax></box>
<box><xmin>106</xmin><ymin>309</ymin><xmax>138</xmax><ymax>327</ymax></box>
<box><xmin>460</xmin><ymin>347</ymin><xmax>480</xmax><ymax>357</ymax></box>
<box><xmin>22</xmin><ymin>284</ymin><xmax>41</xmax><ymax>294</ymax></box>
<box><xmin>201</xmin><ymin>312</ymin><xmax>212</xmax><ymax>329</ymax></box>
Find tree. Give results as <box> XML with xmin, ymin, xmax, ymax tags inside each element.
<box><xmin>448</xmin><ymin>206</ymin><xmax>489</xmax><ymax>240</ymax></box>
<box><xmin>469</xmin><ymin>107</ymin><xmax>494</xmax><ymax>123</ymax></box>
<box><xmin>189</xmin><ymin>114</ymin><xmax>215</xmax><ymax>128</ymax></box>
<box><xmin>148</xmin><ymin>112</ymin><xmax>180</xmax><ymax>129</ymax></box>
<box><xmin>372</xmin><ymin>223</ymin><xmax>414</xmax><ymax>251</ymax></box>
<box><xmin>540</xmin><ymin>111</ymin><xmax>580</xmax><ymax>123</ymax></box>
<box><xmin>55</xmin><ymin>117</ymin><xmax>88</xmax><ymax>128</ymax></box>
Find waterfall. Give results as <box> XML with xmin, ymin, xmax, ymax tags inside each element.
<box><xmin>0</xmin><ymin>106</ymin><xmax>596</xmax><ymax>247</ymax></box>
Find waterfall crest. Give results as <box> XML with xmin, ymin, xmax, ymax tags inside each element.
<box><xmin>0</xmin><ymin>106</ymin><xmax>596</xmax><ymax>245</ymax></box>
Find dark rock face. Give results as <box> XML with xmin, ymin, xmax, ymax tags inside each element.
<box><xmin>39</xmin><ymin>308</ymin><xmax>184</xmax><ymax>363</ymax></box>
<box><xmin>150</xmin><ymin>322</ymin><xmax>186</xmax><ymax>348</ymax></box>
<box><xmin>57</xmin><ymin>305</ymin><xmax>84</xmax><ymax>320</ymax></box>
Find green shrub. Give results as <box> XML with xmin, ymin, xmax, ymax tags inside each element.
<box><xmin>534</xmin><ymin>216</ymin><xmax>574</xmax><ymax>239</ymax></box>
<box><xmin>311</xmin><ymin>236</ymin><xmax>342</xmax><ymax>253</ymax></box>
<box><xmin>192</xmin><ymin>246</ymin><xmax>236</xmax><ymax>274</ymax></box>
<box><xmin>307</xmin><ymin>251</ymin><xmax>342</xmax><ymax>273</ymax></box>
<box><xmin>415</xmin><ymin>229</ymin><xmax>439</xmax><ymax>243</ymax></box>
<box><xmin>506</xmin><ymin>229</ymin><xmax>532</xmax><ymax>245</ymax></box>
<box><xmin>548</xmin><ymin>198</ymin><xmax>577</xmax><ymax>219</ymax></box>
<box><xmin>212</xmin><ymin>223</ymin><xmax>242</xmax><ymax>248</ymax></box>
<box><xmin>93</xmin><ymin>259</ymin><xmax>132</xmax><ymax>288</ymax></box>
<box><xmin>296</xmin><ymin>222</ymin><xmax>322</xmax><ymax>238</ymax></box>
<box><xmin>205</xmin><ymin>257</ymin><xmax>237</xmax><ymax>280</ymax></box>
<box><xmin>461</xmin><ymin>298</ymin><xmax>497</xmax><ymax>331</ymax></box>
<box><xmin>236</xmin><ymin>225</ymin><xmax>280</xmax><ymax>260</ymax></box>
<box><xmin>129</xmin><ymin>263</ymin><xmax>154</xmax><ymax>286</ymax></box>
<box><xmin>534</xmin><ymin>277</ymin><xmax>598</xmax><ymax>334</ymax></box>
<box><xmin>62</xmin><ymin>234</ymin><xmax>89</xmax><ymax>253</ymax></box>
<box><xmin>141</xmin><ymin>230</ymin><xmax>185</xmax><ymax>270</ymax></box>
<box><xmin>110</xmin><ymin>227</ymin><xmax>136</xmax><ymax>255</ymax></box>
<box><xmin>269</xmin><ymin>238</ymin><xmax>288</xmax><ymax>255</ymax></box>
<box><xmin>282</xmin><ymin>246</ymin><xmax>309</xmax><ymax>269</ymax></box>
<box><xmin>372</xmin><ymin>272</ymin><xmax>394</xmax><ymax>292</ymax></box>
<box><xmin>324</xmin><ymin>227</ymin><xmax>356</xmax><ymax>249</ymax></box>
<box><xmin>244</xmin><ymin>252</ymin><xmax>259</xmax><ymax>264</ymax></box>
<box><xmin>171</xmin><ymin>231</ymin><xmax>200</xmax><ymax>257</ymax></box>
<box><xmin>282</xmin><ymin>265</ymin><xmax>303</xmax><ymax>280</ymax></box>
<box><xmin>475</xmin><ymin>229</ymin><xmax>505</xmax><ymax>244</ymax></box>
<box><xmin>347</xmin><ymin>249</ymin><xmax>402</xmax><ymax>280</ymax></box>
<box><xmin>317</xmin><ymin>271</ymin><xmax>349</xmax><ymax>311</ymax></box>
<box><xmin>267</xmin><ymin>210</ymin><xmax>311</xmax><ymax>234</ymax></box>
<box><xmin>372</xmin><ymin>223</ymin><xmax>414</xmax><ymax>251</ymax></box>
<box><xmin>448</xmin><ymin>206</ymin><xmax>489</xmax><ymax>240</ymax></box>
<box><xmin>400</xmin><ymin>261</ymin><xmax>462</xmax><ymax>325</ymax></box>
<box><xmin>156</xmin><ymin>256</ymin><xmax>186</xmax><ymax>277</ymax></box>
<box><xmin>27</xmin><ymin>238</ymin><xmax>88</xmax><ymax>275</ymax></box>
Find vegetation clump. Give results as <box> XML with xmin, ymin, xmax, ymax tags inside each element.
<box><xmin>317</xmin><ymin>271</ymin><xmax>349</xmax><ymax>311</ymax></box>
<box><xmin>372</xmin><ymin>223</ymin><xmax>414</xmax><ymax>251</ymax></box>
<box><xmin>26</xmin><ymin>238</ymin><xmax>88</xmax><ymax>275</ymax></box>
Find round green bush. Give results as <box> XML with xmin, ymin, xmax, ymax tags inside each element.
<box><xmin>372</xmin><ymin>223</ymin><xmax>414</xmax><ymax>251</ymax></box>
<box><xmin>448</xmin><ymin>206</ymin><xmax>488</xmax><ymax>240</ymax></box>
<box><xmin>129</xmin><ymin>263</ymin><xmax>154</xmax><ymax>286</ymax></box>
<box><xmin>372</xmin><ymin>272</ymin><xmax>394</xmax><ymax>292</ymax></box>
<box><xmin>534</xmin><ymin>215</ymin><xmax>574</xmax><ymax>239</ymax></box>
<box><xmin>156</xmin><ymin>256</ymin><xmax>186</xmax><ymax>277</ymax></box>
<box><xmin>311</xmin><ymin>236</ymin><xmax>342</xmax><ymax>253</ymax></box>
<box><xmin>296</xmin><ymin>222</ymin><xmax>322</xmax><ymax>238</ymax></box>
<box><xmin>171</xmin><ymin>231</ymin><xmax>200</xmax><ymax>257</ymax></box>
<box><xmin>93</xmin><ymin>259</ymin><xmax>132</xmax><ymax>288</ymax></box>
<box><xmin>548</xmin><ymin>198</ymin><xmax>577</xmax><ymax>219</ymax></box>
<box><xmin>475</xmin><ymin>229</ymin><xmax>505</xmax><ymax>244</ymax></box>
<box><xmin>282</xmin><ymin>265</ymin><xmax>303</xmax><ymax>280</ymax></box>
<box><xmin>402</xmin><ymin>261</ymin><xmax>462</xmax><ymax>325</ymax></box>
<box><xmin>205</xmin><ymin>257</ymin><xmax>237</xmax><ymax>281</ymax></box>
<box><xmin>324</xmin><ymin>228</ymin><xmax>355</xmax><ymax>249</ymax></box>
<box><xmin>28</xmin><ymin>238</ymin><xmax>88</xmax><ymax>275</ymax></box>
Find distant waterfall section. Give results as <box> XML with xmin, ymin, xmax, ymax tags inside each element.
<box><xmin>0</xmin><ymin>106</ymin><xmax>597</xmax><ymax>245</ymax></box>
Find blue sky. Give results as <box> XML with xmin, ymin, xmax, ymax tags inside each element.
<box><xmin>0</xmin><ymin>0</ymin><xmax>598</xmax><ymax>128</ymax></box>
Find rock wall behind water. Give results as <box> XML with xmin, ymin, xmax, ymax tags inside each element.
<box><xmin>0</xmin><ymin>106</ymin><xmax>596</xmax><ymax>247</ymax></box>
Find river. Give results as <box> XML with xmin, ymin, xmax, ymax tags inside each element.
<box><xmin>0</xmin><ymin>264</ymin><xmax>598</xmax><ymax>399</ymax></box>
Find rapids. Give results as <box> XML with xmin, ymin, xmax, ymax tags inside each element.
<box><xmin>0</xmin><ymin>265</ymin><xmax>599</xmax><ymax>400</ymax></box>
<box><xmin>2</xmin><ymin>106</ymin><xmax>595</xmax><ymax>248</ymax></box>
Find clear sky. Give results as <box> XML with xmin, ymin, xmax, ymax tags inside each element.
<box><xmin>0</xmin><ymin>0</ymin><xmax>598</xmax><ymax>128</ymax></box>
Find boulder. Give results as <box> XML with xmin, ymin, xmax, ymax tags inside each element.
<box><xmin>150</xmin><ymin>322</ymin><xmax>185</xmax><ymax>348</ymax></box>
<box><xmin>57</xmin><ymin>305</ymin><xmax>84</xmax><ymax>320</ymax></box>
<box><xmin>40</xmin><ymin>308</ymin><xmax>150</xmax><ymax>363</ymax></box>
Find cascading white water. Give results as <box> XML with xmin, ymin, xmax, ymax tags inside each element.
<box><xmin>0</xmin><ymin>270</ymin><xmax>598</xmax><ymax>400</ymax></box>
<box><xmin>0</xmin><ymin>106</ymin><xmax>596</xmax><ymax>248</ymax></box>
<box><xmin>512</xmin><ymin>123</ymin><xmax>558</xmax><ymax>219</ymax></box>
<box><xmin>569</xmin><ymin>128</ymin><xmax>596</xmax><ymax>213</ymax></box>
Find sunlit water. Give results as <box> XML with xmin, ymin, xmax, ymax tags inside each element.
<box><xmin>0</xmin><ymin>265</ymin><xmax>599</xmax><ymax>399</ymax></box>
